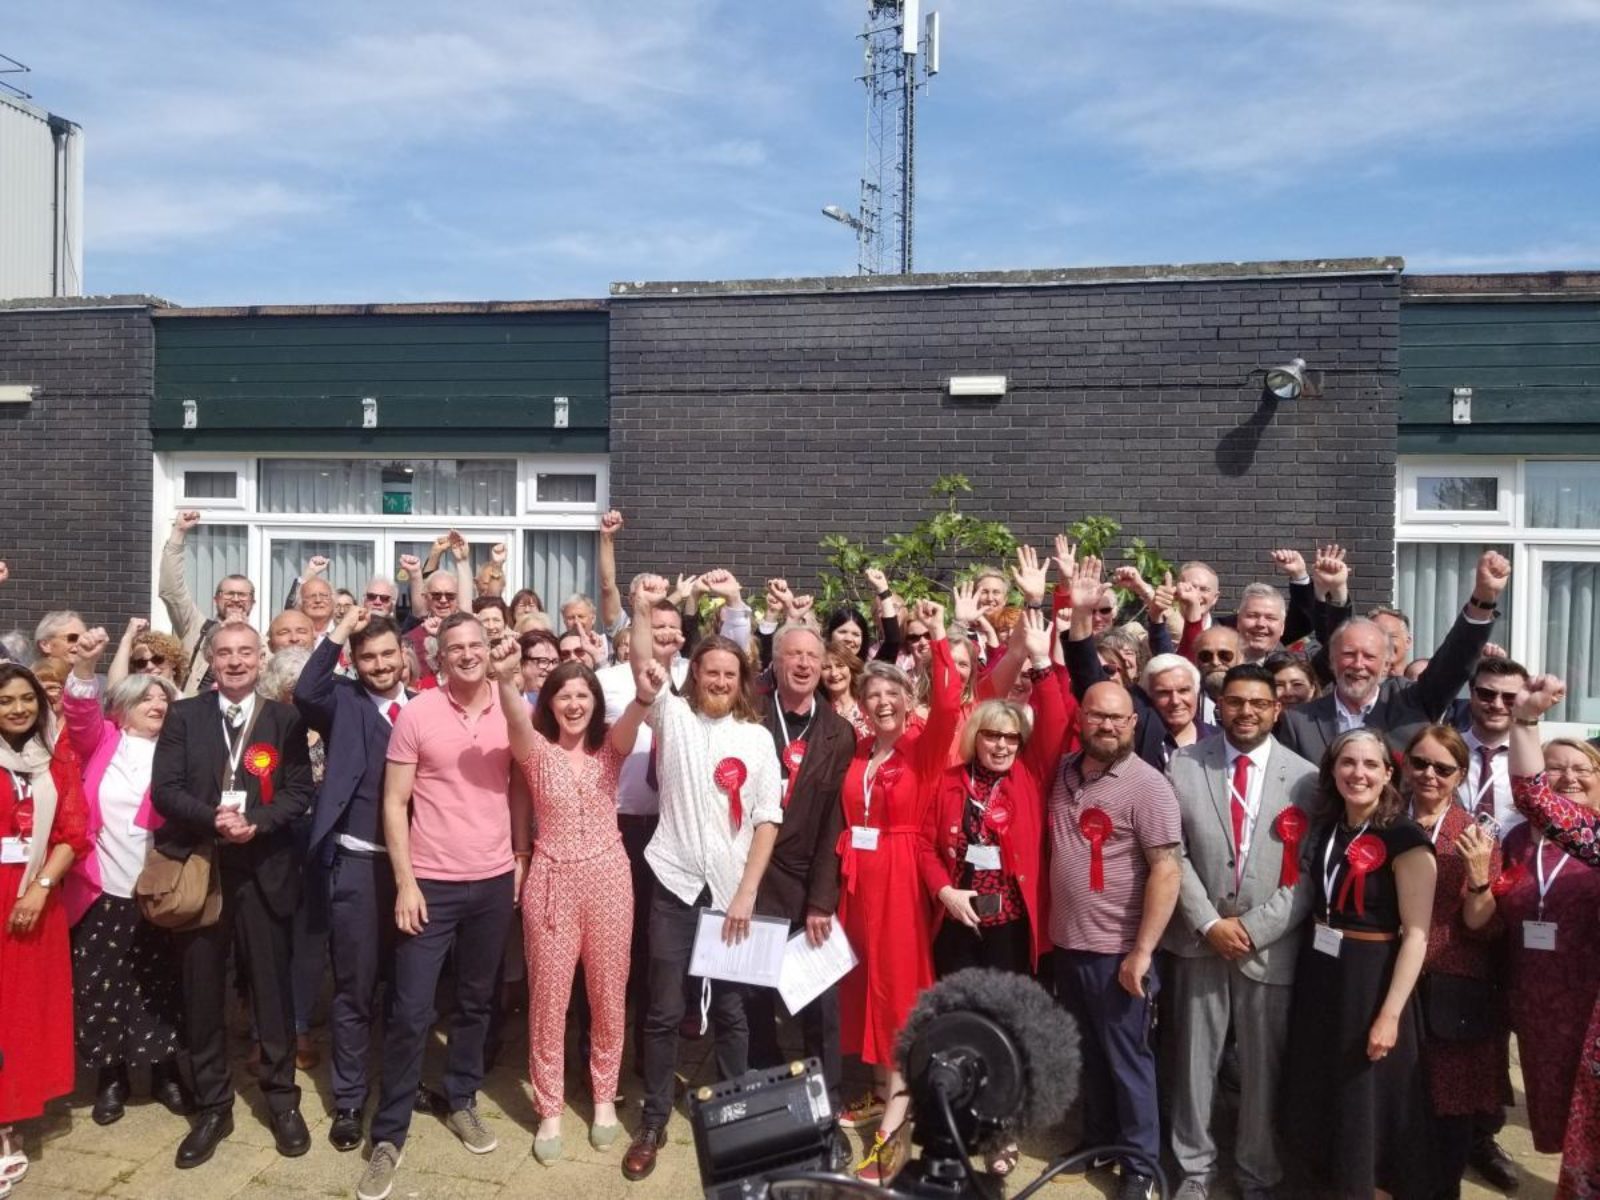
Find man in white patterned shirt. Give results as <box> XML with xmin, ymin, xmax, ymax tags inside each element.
<box><xmin>621</xmin><ymin>576</ymin><xmax>782</xmax><ymax>1183</ymax></box>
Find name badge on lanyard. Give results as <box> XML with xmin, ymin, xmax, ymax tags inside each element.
<box><xmin>1312</xmin><ymin>923</ymin><xmax>1343</xmax><ymax>958</ymax></box>
<box><xmin>965</xmin><ymin>842</ymin><xmax>1001</xmax><ymax>871</ymax></box>
<box><xmin>0</xmin><ymin>837</ymin><xmax>30</xmax><ymax>865</ymax></box>
<box><xmin>1525</xmin><ymin>839</ymin><xmax>1569</xmax><ymax>951</ymax></box>
<box><xmin>851</xmin><ymin>826</ymin><xmax>880</xmax><ymax>852</ymax></box>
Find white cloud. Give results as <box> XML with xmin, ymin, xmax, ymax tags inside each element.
<box><xmin>88</xmin><ymin>180</ymin><xmax>330</xmax><ymax>250</ymax></box>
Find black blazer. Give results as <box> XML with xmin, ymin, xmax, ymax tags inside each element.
<box><xmin>151</xmin><ymin>693</ymin><xmax>314</xmax><ymax>918</ymax></box>
<box><xmin>1276</xmin><ymin>607</ymin><xmax>1494</xmax><ymax>767</ymax></box>
<box><xmin>753</xmin><ymin>697</ymin><xmax>854</xmax><ymax>925</ymax></box>
<box><xmin>293</xmin><ymin>636</ymin><xmax>410</xmax><ymax>860</ymax></box>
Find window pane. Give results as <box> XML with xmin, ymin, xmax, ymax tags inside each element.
<box><xmin>259</xmin><ymin>460</ymin><xmax>382</xmax><ymax>514</ymax></box>
<box><xmin>410</xmin><ymin>460</ymin><xmax>516</xmax><ymax>517</ymax></box>
<box><xmin>1416</xmin><ymin>475</ymin><xmax>1498</xmax><ymax>512</ymax></box>
<box><xmin>1395</xmin><ymin>543</ymin><xmax>1513</xmax><ymax>669</ymax></box>
<box><xmin>525</xmin><ymin>531</ymin><xmax>596</xmax><ymax>616</ymax></box>
<box><xmin>535</xmin><ymin>473</ymin><xmax>597</xmax><ymax>504</ymax></box>
<box><xmin>182</xmin><ymin>470</ymin><xmax>237</xmax><ymax>500</ymax></box>
<box><xmin>1540</xmin><ymin>560</ymin><xmax>1600</xmax><ymax>724</ymax></box>
<box><xmin>1526</xmin><ymin>461</ymin><xmax>1600</xmax><ymax>529</ymax></box>
<box><xmin>182</xmin><ymin>526</ymin><xmax>249</xmax><ymax>611</ymax></box>
<box><xmin>269</xmin><ymin>539</ymin><xmax>375</xmax><ymax>609</ymax></box>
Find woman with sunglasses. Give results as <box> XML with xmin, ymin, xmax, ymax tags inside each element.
<box><xmin>106</xmin><ymin>618</ymin><xmax>185</xmax><ymax>691</ymax></box>
<box><xmin>1504</xmin><ymin>676</ymin><xmax>1600</xmax><ymax>1198</ymax></box>
<box><xmin>1399</xmin><ymin>724</ymin><xmax>1507</xmax><ymax>1199</ymax></box>
<box><xmin>0</xmin><ymin>661</ymin><xmax>90</xmax><ymax>1190</ymax></box>
<box><xmin>1282</xmin><ymin>727</ymin><xmax>1437</xmax><ymax>1200</ymax></box>
<box><xmin>58</xmin><ymin>628</ymin><xmax>188</xmax><ymax>1126</ymax></box>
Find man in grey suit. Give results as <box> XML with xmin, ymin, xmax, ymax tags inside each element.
<box><xmin>1276</xmin><ymin>549</ymin><xmax>1510</xmax><ymax>767</ymax></box>
<box><xmin>1161</xmin><ymin>663</ymin><xmax>1318</xmax><ymax>1200</ymax></box>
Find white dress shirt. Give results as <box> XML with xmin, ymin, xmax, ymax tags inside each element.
<box><xmin>599</xmin><ymin>658</ymin><xmax>689</xmax><ymax>817</ymax></box>
<box><xmin>1459</xmin><ymin>728</ymin><xmax>1520</xmax><ymax>834</ymax></box>
<box><xmin>1224</xmin><ymin>738</ymin><xmax>1273</xmax><ymax>863</ymax></box>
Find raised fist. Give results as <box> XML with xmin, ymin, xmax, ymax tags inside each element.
<box><xmin>490</xmin><ymin>542</ymin><xmax>508</xmax><ymax>565</ymax></box>
<box><xmin>304</xmin><ymin>555</ymin><xmax>330</xmax><ymax>578</ymax></box>
<box><xmin>398</xmin><ymin>554</ymin><xmax>422</xmax><ymax>574</ymax></box>
<box><xmin>600</xmin><ymin>510</ymin><xmax>624</xmax><ymax>536</ymax></box>
<box><xmin>174</xmin><ymin>510</ymin><xmax>202</xmax><ymax>533</ymax></box>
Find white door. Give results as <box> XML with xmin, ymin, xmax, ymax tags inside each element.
<box><xmin>1521</xmin><ymin>544</ymin><xmax>1600</xmax><ymax>738</ymax></box>
<box><xmin>262</xmin><ymin>530</ymin><xmax>382</xmax><ymax>614</ymax></box>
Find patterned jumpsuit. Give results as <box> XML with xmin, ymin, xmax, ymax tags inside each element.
<box><xmin>517</xmin><ymin>736</ymin><xmax>632</xmax><ymax>1118</ymax></box>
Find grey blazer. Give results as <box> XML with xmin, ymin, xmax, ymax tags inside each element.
<box><xmin>1162</xmin><ymin>735</ymin><xmax>1319</xmax><ymax>985</ymax></box>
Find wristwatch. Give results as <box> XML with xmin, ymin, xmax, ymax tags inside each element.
<box><xmin>35</xmin><ymin>874</ymin><xmax>54</xmax><ymax>889</ymax></box>
<box><xmin>1467</xmin><ymin>595</ymin><xmax>1498</xmax><ymax>612</ymax></box>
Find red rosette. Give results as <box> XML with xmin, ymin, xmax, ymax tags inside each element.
<box><xmin>1335</xmin><ymin>832</ymin><xmax>1388</xmax><ymax>916</ymax></box>
<box><xmin>714</xmin><ymin>757</ymin><xmax>748</xmax><ymax>833</ymax></box>
<box><xmin>780</xmin><ymin>740</ymin><xmax>807</xmax><ymax>810</ymax></box>
<box><xmin>1489</xmin><ymin>861</ymin><xmax>1526</xmax><ymax>898</ymax></box>
<box><xmin>984</xmin><ymin>797</ymin><xmax>1012</xmax><ymax>837</ymax></box>
<box><xmin>243</xmin><ymin>742</ymin><xmax>280</xmax><ymax>805</ymax></box>
<box><xmin>1079</xmin><ymin>807</ymin><xmax>1114</xmax><ymax>892</ymax></box>
<box><xmin>1274</xmin><ymin>806</ymin><xmax>1309</xmax><ymax>887</ymax></box>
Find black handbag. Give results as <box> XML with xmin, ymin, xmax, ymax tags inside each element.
<box><xmin>1419</xmin><ymin>972</ymin><xmax>1498</xmax><ymax>1043</ymax></box>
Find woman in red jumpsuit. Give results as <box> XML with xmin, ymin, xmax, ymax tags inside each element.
<box><xmin>836</xmin><ymin>599</ymin><xmax>960</xmax><ymax>1183</ymax></box>
<box><xmin>0</xmin><ymin>663</ymin><xmax>89</xmax><ymax>1187</ymax></box>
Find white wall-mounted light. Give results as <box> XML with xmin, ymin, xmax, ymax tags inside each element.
<box><xmin>948</xmin><ymin>374</ymin><xmax>1008</xmax><ymax>398</ymax></box>
<box><xmin>0</xmin><ymin>384</ymin><xmax>35</xmax><ymax>404</ymax></box>
<box><xmin>362</xmin><ymin>396</ymin><xmax>378</xmax><ymax>429</ymax></box>
<box><xmin>182</xmin><ymin>399</ymin><xmax>198</xmax><ymax>429</ymax></box>
<box><xmin>1264</xmin><ymin>358</ymin><xmax>1307</xmax><ymax>401</ymax></box>
<box><xmin>553</xmin><ymin>396</ymin><xmax>570</xmax><ymax>429</ymax></box>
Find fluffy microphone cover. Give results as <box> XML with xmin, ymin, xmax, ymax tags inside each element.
<box><xmin>896</xmin><ymin>967</ymin><xmax>1080</xmax><ymax>1131</ymax></box>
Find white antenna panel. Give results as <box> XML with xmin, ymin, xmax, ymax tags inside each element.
<box><xmin>901</xmin><ymin>0</ymin><xmax>921</xmax><ymax>53</ymax></box>
<box><xmin>926</xmin><ymin>11</ymin><xmax>940</xmax><ymax>74</ymax></box>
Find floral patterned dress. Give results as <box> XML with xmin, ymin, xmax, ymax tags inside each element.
<box><xmin>1511</xmin><ymin>772</ymin><xmax>1600</xmax><ymax>1198</ymax></box>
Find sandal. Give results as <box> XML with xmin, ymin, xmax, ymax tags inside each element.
<box><xmin>838</xmin><ymin>1091</ymin><xmax>887</xmax><ymax>1129</ymax></box>
<box><xmin>986</xmin><ymin>1141</ymin><xmax>1020</xmax><ymax>1176</ymax></box>
<box><xmin>853</xmin><ymin>1121</ymin><xmax>912</xmax><ymax>1185</ymax></box>
<box><xmin>0</xmin><ymin>1128</ymin><xmax>25</xmax><ymax>1186</ymax></box>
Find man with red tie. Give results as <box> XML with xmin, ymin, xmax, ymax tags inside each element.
<box><xmin>1160</xmin><ymin>663</ymin><xmax>1317</xmax><ymax>1200</ymax></box>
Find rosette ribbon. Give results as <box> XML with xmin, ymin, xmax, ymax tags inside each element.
<box><xmin>1079</xmin><ymin>807</ymin><xmax>1113</xmax><ymax>892</ymax></box>
<box><xmin>715</xmin><ymin>757</ymin><xmax>748</xmax><ymax>834</ymax></box>
<box><xmin>1335</xmin><ymin>833</ymin><xmax>1387</xmax><ymax>916</ymax></box>
<box><xmin>1274</xmin><ymin>806</ymin><xmax>1308</xmax><ymax>887</ymax></box>
<box><xmin>780</xmin><ymin>740</ymin><xmax>807</xmax><ymax>810</ymax></box>
<box><xmin>243</xmin><ymin>743</ymin><xmax>281</xmax><ymax>805</ymax></box>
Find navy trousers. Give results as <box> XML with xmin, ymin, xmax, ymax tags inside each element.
<box><xmin>326</xmin><ymin>850</ymin><xmax>396</xmax><ymax>1110</ymax></box>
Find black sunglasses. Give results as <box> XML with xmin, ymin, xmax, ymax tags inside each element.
<box><xmin>1407</xmin><ymin>755</ymin><xmax>1459</xmax><ymax>777</ymax></box>
<box><xmin>129</xmin><ymin>654</ymin><xmax>168</xmax><ymax>670</ymax></box>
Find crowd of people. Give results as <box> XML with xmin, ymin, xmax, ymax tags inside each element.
<box><xmin>0</xmin><ymin>513</ymin><xmax>1597</xmax><ymax>1200</ymax></box>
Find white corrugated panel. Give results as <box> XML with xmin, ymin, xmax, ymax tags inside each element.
<box><xmin>0</xmin><ymin>94</ymin><xmax>84</xmax><ymax>299</ymax></box>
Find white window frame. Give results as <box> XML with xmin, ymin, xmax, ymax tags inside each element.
<box><xmin>173</xmin><ymin>457</ymin><xmax>251</xmax><ymax>510</ymax></box>
<box><xmin>1398</xmin><ymin>457</ymin><xmax>1516</xmax><ymax>526</ymax></box>
<box><xmin>519</xmin><ymin>454</ymin><xmax>610</xmax><ymax>517</ymax></box>
<box><xmin>1520</xmin><ymin>543</ymin><xmax>1600</xmax><ymax>732</ymax></box>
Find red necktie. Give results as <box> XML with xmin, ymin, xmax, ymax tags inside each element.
<box><xmin>387</xmin><ymin>702</ymin><xmax>401</xmax><ymax>725</ymax></box>
<box><xmin>1230</xmin><ymin>754</ymin><xmax>1250</xmax><ymax>853</ymax></box>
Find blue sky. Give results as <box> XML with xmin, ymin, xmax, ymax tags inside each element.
<box><xmin>8</xmin><ymin>0</ymin><xmax>1600</xmax><ymax>305</ymax></box>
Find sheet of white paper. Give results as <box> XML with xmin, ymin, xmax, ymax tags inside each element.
<box><xmin>777</xmin><ymin>921</ymin><xmax>858</xmax><ymax>1015</ymax></box>
<box><xmin>688</xmin><ymin>908</ymin><xmax>790</xmax><ymax>988</ymax></box>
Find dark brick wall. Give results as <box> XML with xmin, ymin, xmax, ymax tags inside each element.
<box><xmin>0</xmin><ymin>304</ymin><xmax>156</xmax><ymax>639</ymax></box>
<box><xmin>608</xmin><ymin>274</ymin><xmax>1400</xmax><ymax>610</ymax></box>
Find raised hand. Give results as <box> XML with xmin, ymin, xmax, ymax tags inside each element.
<box><xmin>634</xmin><ymin>574</ymin><xmax>671</xmax><ymax>611</ymax></box>
<box><xmin>337</xmin><ymin>603</ymin><xmax>371</xmax><ymax>636</ymax></box>
<box><xmin>789</xmin><ymin>594</ymin><xmax>816</xmax><ymax>623</ymax></box>
<box><xmin>1053</xmin><ymin>535</ymin><xmax>1078</xmax><ymax>580</ymax></box>
<box><xmin>635</xmin><ymin>658</ymin><xmax>668</xmax><ymax>705</ymax></box>
<box><xmin>1474</xmin><ymin>550</ymin><xmax>1512</xmax><ymax>600</ymax></box>
<box><xmin>73</xmin><ymin>626</ymin><xmax>112</xmax><ymax>674</ymax></box>
<box><xmin>581</xmin><ymin>624</ymin><xmax>607</xmax><ymax>663</ymax></box>
<box><xmin>951</xmin><ymin>581</ymin><xmax>980</xmax><ymax>625</ymax></box>
<box><xmin>1271</xmin><ymin>548</ymin><xmax>1307</xmax><ymax>579</ymax></box>
<box><xmin>304</xmin><ymin>555</ymin><xmax>330</xmax><ymax>579</ymax></box>
<box><xmin>600</xmin><ymin>510</ymin><xmax>624</xmax><ymax>537</ymax></box>
<box><xmin>1019</xmin><ymin>607</ymin><xmax>1051</xmax><ymax>661</ymax></box>
<box><xmin>430</xmin><ymin>533</ymin><xmax>452</xmax><ymax>554</ymax></box>
<box><xmin>1112</xmin><ymin>565</ymin><xmax>1153</xmax><ymax>602</ymax></box>
<box><xmin>1069</xmin><ymin>556</ymin><xmax>1105</xmax><ymax>613</ymax></box>
<box><xmin>669</xmin><ymin>573</ymin><xmax>697</xmax><ymax>605</ymax></box>
<box><xmin>765</xmin><ymin>578</ymin><xmax>790</xmax><ymax>620</ymax></box>
<box><xmin>1313</xmin><ymin>543</ymin><xmax>1348</xmax><ymax>586</ymax></box>
<box><xmin>702</xmin><ymin>569</ymin><xmax>743</xmax><ymax>604</ymax></box>
<box><xmin>1481</xmin><ymin>642</ymin><xmax>1508</xmax><ymax>660</ymax></box>
<box><xmin>488</xmin><ymin>635</ymin><xmax>521</xmax><ymax>681</ymax></box>
<box><xmin>864</xmin><ymin>565</ymin><xmax>890</xmax><ymax>596</ymax></box>
<box><xmin>490</xmin><ymin>542</ymin><xmax>508</xmax><ymax>565</ymax></box>
<box><xmin>0</xmin><ymin>561</ymin><xmax>7</xmax><ymax>586</ymax></box>
<box><xmin>398</xmin><ymin>554</ymin><xmax>422</xmax><ymax>575</ymax></box>
<box><xmin>915</xmin><ymin>598</ymin><xmax>947</xmax><ymax>641</ymax></box>
<box><xmin>122</xmin><ymin>616</ymin><xmax>150</xmax><ymax>641</ymax></box>
<box><xmin>447</xmin><ymin>531</ymin><xmax>469</xmax><ymax>562</ymax></box>
<box><xmin>1146</xmin><ymin>571</ymin><xmax>1176</xmax><ymax>622</ymax></box>
<box><xmin>1511</xmin><ymin>674</ymin><xmax>1566</xmax><ymax>722</ymax></box>
<box><xmin>1175</xmin><ymin>578</ymin><xmax>1206</xmax><ymax>624</ymax></box>
<box><xmin>422</xmin><ymin>616</ymin><xmax>443</xmax><ymax>637</ymax></box>
<box><xmin>173</xmin><ymin>510</ymin><xmax>201</xmax><ymax>533</ymax></box>
<box><xmin>1012</xmin><ymin>545</ymin><xmax>1048</xmax><ymax>605</ymax></box>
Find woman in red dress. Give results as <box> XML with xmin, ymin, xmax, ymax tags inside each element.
<box><xmin>1507</xmin><ymin>677</ymin><xmax>1600</xmax><ymax>1200</ymax></box>
<box><xmin>836</xmin><ymin>599</ymin><xmax>960</xmax><ymax>1183</ymax></box>
<box><xmin>0</xmin><ymin>663</ymin><xmax>90</xmax><ymax>1187</ymax></box>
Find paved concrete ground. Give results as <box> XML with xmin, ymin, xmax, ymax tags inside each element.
<box><xmin>17</xmin><ymin>1010</ymin><xmax>1563</xmax><ymax>1199</ymax></box>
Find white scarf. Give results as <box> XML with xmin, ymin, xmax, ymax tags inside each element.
<box><xmin>0</xmin><ymin>732</ymin><xmax>59</xmax><ymax>898</ymax></box>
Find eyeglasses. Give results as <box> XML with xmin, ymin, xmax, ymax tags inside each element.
<box><xmin>904</xmin><ymin>631</ymin><xmax>931</xmax><ymax>644</ymax></box>
<box><xmin>977</xmin><ymin>729</ymin><xmax>1021</xmax><ymax>745</ymax></box>
<box><xmin>1219</xmin><ymin>697</ymin><xmax>1276</xmax><ymax>713</ymax></box>
<box><xmin>365</xmin><ymin>592</ymin><xmax>394</xmax><ymax>604</ymax></box>
<box><xmin>62</xmin><ymin>632</ymin><xmax>81</xmax><ymax>644</ymax></box>
<box><xmin>1196</xmin><ymin>649</ymin><xmax>1237</xmax><ymax>665</ymax></box>
<box><xmin>1093</xmin><ymin>606</ymin><xmax>1115</xmax><ymax>616</ymax></box>
<box><xmin>1406</xmin><ymin>755</ymin><xmax>1459</xmax><ymax>778</ymax></box>
<box><xmin>1471</xmin><ymin>686</ymin><xmax>1520</xmax><ymax>707</ymax></box>
<box><xmin>427</xmin><ymin>591</ymin><xmax>457</xmax><ymax>602</ymax></box>
<box><xmin>523</xmin><ymin>654</ymin><xmax>558</xmax><ymax>668</ymax></box>
<box><xmin>559</xmin><ymin>647</ymin><xmax>586</xmax><ymax>661</ymax></box>
<box><xmin>129</xmin><ymin>654</ymin><xmax>168</xmax><ymax>670</ymax></box>
<box><xmin>1083</xmin><ymin>711</ymin><xmax>1131</xmax><ymax>726</ymax></box>
<box><xmin>1548</xmin><ymin>764</ymin><xmax>1598</xmax><ymax>780</ymax></box>
<box><xmin>216</xmin><ymin>589</ymin><xmax>252</xmax><ymax>601</ymax></box>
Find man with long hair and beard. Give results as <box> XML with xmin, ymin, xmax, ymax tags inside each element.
<box><xmin>622</xmin><ymin>575</ymin><xmax>783</xmax><ymax>1182</ymax></box>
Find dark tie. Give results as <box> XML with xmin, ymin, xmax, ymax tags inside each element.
<box><xmin>646</xmin><ymin>744</ymin><xmax>659</xmax><ymax>793</ymax></box>
<box><xmin>1230</xmin><ymin>754</ymin><xmax>1250</xmax><ymax>852</ymax></box>
<box><xmin>1476</xmin><ymin>745</ymin><xmax>1505</xmax><ymax>818</ymax></box>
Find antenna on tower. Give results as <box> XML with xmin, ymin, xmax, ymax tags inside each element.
<box><xmin>0</xmin><ymin>53</ymin><xmax>33</xmax><ymax>100</ymax></box>
<box><xmin>821</xmin><ymin>1</ymin><xmax>939</xmax><ymax>276</ymax></box>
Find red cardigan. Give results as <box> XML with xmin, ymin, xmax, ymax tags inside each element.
<box><xmin>916</xmin><ymin>667</ymin><xmax>1072</xmax><ymax>966</ymax></box>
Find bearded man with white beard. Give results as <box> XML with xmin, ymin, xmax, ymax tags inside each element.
<box><xmin>622</xmin><ymin>575</ymin><xmax>783</xmax><ymax>1182</ymax></box>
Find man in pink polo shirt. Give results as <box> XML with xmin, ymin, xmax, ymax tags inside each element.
<box><xmin>358</xmin><ymin>612</ymin><xmax>527</xmax><ymax>1200</ymax></box>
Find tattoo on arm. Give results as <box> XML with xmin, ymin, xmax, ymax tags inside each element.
<box><xmin>1146</xmin><ymin>843</ymin><xmax>1182</xmax><ymax>867</ymax></box>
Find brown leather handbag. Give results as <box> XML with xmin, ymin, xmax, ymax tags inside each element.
<box><xmin>134</xmin><ymin>840</ymin><xmax>222</xmax><ymax>930</ymax></box>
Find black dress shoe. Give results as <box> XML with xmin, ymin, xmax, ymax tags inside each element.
<box><xmin>272</xmin><ymin>1107</ymin><xmax>311</xmax><ymax>1157</ymax></box>
<box><xmin>1469</xmin><ymin>1137</ymin><xmax>1520</xmax><ymax>1193</ymax></box>
<box><xmin>329</xmin><ymin>1108</ymin><xmax>364</xmax><ymax>1152</ymax></box>
<box><xmin>175</xmin><ymin>1110</ymin><xmax>234</xmax><ymax>1169</ymax></box>
<box><xmin>92</xmin><ymin>1069</ymin><xmax>131</xmax><ymax>1126</ymax></box>
<box><xmin>149</xmin><ymin>1061</ymin><xmax>191</xmax><ymax>1117</ymax></box>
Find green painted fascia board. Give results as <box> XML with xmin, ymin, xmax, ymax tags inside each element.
<box><xmin>1398</xmin><ymin>425</ymin><xmax>1600</xmax><ymax>455</ymax></box>
<box><xmin>151</xmin><ymin>393</ymin><xmax>606</xmax><ymax>431</ymax></box>
<box><xmin>152</xmin><ymin>429</ymin><xmax>609</xmax><ymax>453</ymax></box>
<box><xmin>1400</xmin><ymin>390</ymin><xmax>1600</xmax><ymax>424</ymax></box>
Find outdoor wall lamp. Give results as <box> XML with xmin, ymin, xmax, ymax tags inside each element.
<box><xmin>1264</xmin><ymin>358</ymin><xmax>1308</xmax><ymax>400</ymax></box>
<box><xmin>948</xmin><ymin>374</ymin><xmax>1008</xmax><ymax>398</ymax></box>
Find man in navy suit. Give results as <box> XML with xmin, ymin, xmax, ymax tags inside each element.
<box><xmin>293</xmin><ymin>605</ymin><xmax>411</xmax><ymax>1152</ymax></box>
<box><xmin>152</xmin><ymin>622</ymin><xmax>315</xmax><ymax>1168</ymax></box>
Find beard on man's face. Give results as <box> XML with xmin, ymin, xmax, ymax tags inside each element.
<box><xmin>697</xmin><ymin>690</ymin><xmax>736</xmax><ymax>718</ymax></box>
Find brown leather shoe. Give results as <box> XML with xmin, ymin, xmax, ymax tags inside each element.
<box><xmin>622</xmin><ymin>1126</ymin><xmax>666</xmax><ymax>1181</ymax></box>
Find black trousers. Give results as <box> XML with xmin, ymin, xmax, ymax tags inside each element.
<box><xmin>640</xmin><ymin>878</ymin><xmax>748</xmax><ymax>1127</ymax></box>
<box><xmin>619</xmin><ymin>813</ymin><xmax>659</xmax><ymax>1065</ymax></box>
<box><xmin>746</xmin><ymin>978</ymin><xmax>843</xmax><ymax>1111</ymax></box>
<box><xmin>932</xmin><ymin>914</ymin><xmax>1032</xmax><ymax>979</ymax></box>
<box><xmin>326</xmin><ymin>851</ymin><xmax>396</xmax><ymax>1110</ymax></box>
<box><xmin>177</xmin><ymin>858</ymin><xmax>301</xmax><ymax>1116</ymax></box>
<box><xmin>370</xmin><ymin>872</ymin><xmax>514</xmax><ymax>1148</ymax></box>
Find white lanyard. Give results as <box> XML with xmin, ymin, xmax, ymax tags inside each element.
<box><xmin>1534</xmin><ymin>836</ymin><xmax>1571</xmax><ymax>920</ymax></box>
<box><xmin>862</xmin><ymin>747</ymin><xmax>893</xmax><ymax>826</ymax></box>
<box><xmin>776</xmin><ymin>700</ymin><xmax>815</xmax><ymax>750</ymax></box>
<box><xmin>1322</xmin><ymin>821</ymin><xmax>1369</xmax><ymax>908</ymax></box>
<box><xmin>6</xmin><ymin>769</ymin><xmax>31</xmax><ymax>804</ymax></box>
<box><xmin>1468</xmin><ymin>747</ymin><xmax>1505</xmax><ymax>811</ymax></box>
<box><xmin>1410</xmin><ymin>804</ymin><xmax>1446</xmax><ymax>846</ymax></box>
<box><xmin>221</xmin><ymin>706</ymin><xmax>252</xmax><ymax>789</ymax></box>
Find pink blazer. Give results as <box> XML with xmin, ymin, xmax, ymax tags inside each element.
<box><xmin>61</xmin><ymin>688</ymin><xmax>164</xmax><ymax>926</ymax></box>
